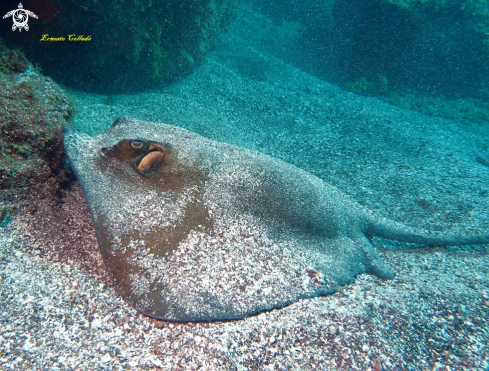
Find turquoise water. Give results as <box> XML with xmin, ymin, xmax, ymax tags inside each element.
<box><xmin>1</xmin><ymin>1</ymin><xmax>489</xmax><ymax>369</ymax></box>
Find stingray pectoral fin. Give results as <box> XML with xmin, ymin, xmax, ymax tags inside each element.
<box><xmin>355</xmin><ymin>235</ymin><xmax>395</xmax><ymax>279</ymax></box>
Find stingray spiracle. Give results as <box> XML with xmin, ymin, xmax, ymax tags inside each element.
<box><xmin>137</xmin><ymin>146</ymin><xmax>165</xmax><ymax>174</ymax></box>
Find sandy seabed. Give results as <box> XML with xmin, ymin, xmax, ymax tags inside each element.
<box><xmin>1</xmin><ymin>7</ymin><xmax>489</xmax><ymax>371</ymax></box>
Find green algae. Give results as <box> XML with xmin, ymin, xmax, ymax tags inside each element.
<box><xmin>0</xmin><ymin>206</ymin><xmax>9</xmax><ymax>227</ymax></box>
<box><xmin>148</xmin><ymin>24</ymin><xmax>165</xmax><ymax>77</ymax></box>
<box><xmin>344</xmin><ymin>76</ymin><xmax>389</xmax><ymax>96</ymax></box>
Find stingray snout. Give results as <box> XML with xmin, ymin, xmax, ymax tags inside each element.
<box><xmin>100</xmin><ymin>146</ymin><xmax>114</xmax><ymax>157</ymax></box>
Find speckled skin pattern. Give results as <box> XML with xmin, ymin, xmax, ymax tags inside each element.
<box><xmin>64</xmin><ymin>117</ymin><xmax>489</xmax><ymax>321</ymax></box>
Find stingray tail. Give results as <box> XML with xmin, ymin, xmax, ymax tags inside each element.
<box><xmin>365</xmin><ymin>214</ymin><xmax>489</xmax><ymax>247</ymax></box>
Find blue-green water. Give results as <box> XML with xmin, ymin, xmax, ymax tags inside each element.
<box><xmin>1</xmin><ymin>1</ymin><xmax>489</xmax><ymax>370</ymax></box>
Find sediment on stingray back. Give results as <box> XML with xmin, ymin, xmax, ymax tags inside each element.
<box><xmin>63</xmin><ymin>117</ymin><xmax>489</xmax><ymax>321</ymax></box>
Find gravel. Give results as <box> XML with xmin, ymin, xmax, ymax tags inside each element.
<box><xmin>1</xmin><ymin>6</ymin><xmax>488</xmax><ymax>371</ymax></box>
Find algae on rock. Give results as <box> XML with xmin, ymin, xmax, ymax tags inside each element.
<box><xmin>2</xmin><ymin>0</ymin><xmax>242</xmax><ymax>93</ymax></box>
<box><xmin>0</xmin><ymin>40</ymin><xmax>74</xmax><ymax>202</ymax></box>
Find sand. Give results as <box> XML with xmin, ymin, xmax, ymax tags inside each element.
<box><xmin>1</xmin><ymin>6</ymin><xmax>488</xmax><ymax>371</ymax></box>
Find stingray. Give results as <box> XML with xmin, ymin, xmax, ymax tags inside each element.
<box><xmin>64</xmin><ymin>117</ymin><xmax>489</xmax><ymax>321</ymax></box>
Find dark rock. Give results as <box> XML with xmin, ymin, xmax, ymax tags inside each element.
<box><xmin>248</xmin><ymin>0</ymin><xmax>489</xmax><ymax>98</ymax></box>
<box><xmin>0</xmin><ymin>42</ymin><xmax>74</xmax><ymax>205</ymax></box>
<box><xmin>0</xmin><ymin>49</ymin><xmax>29</xmax><ymax>74</ymax></box>
<box><xmin>329</xmin><ymin>0</ymin><xmax>489</xmax><ymax>97</ymax></box>
<box><xmin>1</xmin><ymin>0</ymin><xmax>242</xmax><ymax>93</ymax></box>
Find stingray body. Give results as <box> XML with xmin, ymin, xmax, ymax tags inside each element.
<box><xmin>64</xmin><ymin>117</ymin><xmax>489</xmax><ymax>321</ymax></box>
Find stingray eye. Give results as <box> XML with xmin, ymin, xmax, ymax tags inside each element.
<box><xmin>131</xmin><ymin>140</ymin><xmax>144</xmax><ymax>149</ymax></box>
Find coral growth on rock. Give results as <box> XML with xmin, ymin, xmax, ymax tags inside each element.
<box><xmin>0</xmin><ymin>39</ymin><xmax>74</xmax><ymax>212</ymax></box>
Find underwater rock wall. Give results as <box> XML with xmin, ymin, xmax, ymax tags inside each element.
<box><xmin>247</xmin><ymin>0</ymin><xmax>489</xmax><ymax>98</ymax></box>
<box><xmin>330</xmin><ymin>0</ymin><xmax>489</xmax><ymax>97</ymax></box>
<box><xmin>0</xmin><ymin>0</ymin><xmax>241</xmax><ymax>93</ymax></box>
<box><xmin>0</xmin><ymin>39</ymin><xmax>73</xmax><ymax>208</ymax></box>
